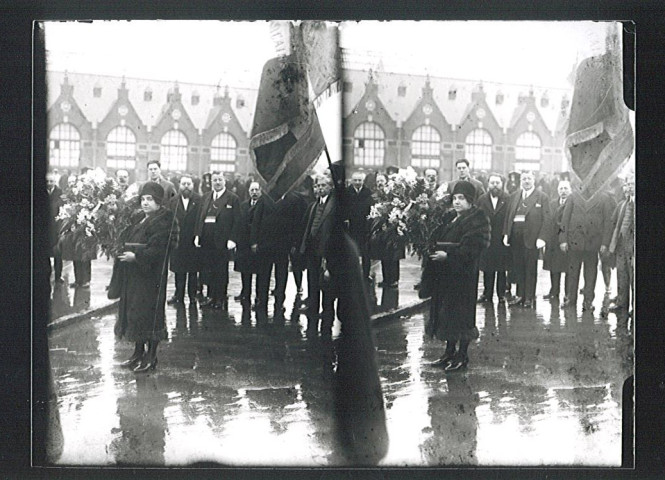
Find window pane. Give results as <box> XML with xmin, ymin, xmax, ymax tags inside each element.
<box><xmin>353</xmin><ymin>122</ymin><xmax>385</xmax><ymax>167</ymax></box>
<box><xmin>515</xmin><ymin>132</ymin><xmax>542</xmax><ymax>161</ymax></box>
<box><xmin>464</xmin><ymin>129</ymin><xmax>493</xmax><ymax>170</ymax></box>
<box><xmin>410</xmin><ymin>125</ymin><xmax>441</xmax><ymax>169</ymax></box>
<box><xmin>160</xmin><ymin>130</ymin><xmax>188</xmax><ymax>171</ymax></box>
<box><xmin>48</xmin><ymin>123</ymin><xmax>81</xmax><ymax>168</ymax></box>
<box><xmin>106</xmin><ymin>126</ymin><xmax>137</xmax><ymax>170</ymax></box>
<box><xmin>210</xmin><ymin>133</ymin><xmax>237</xmax><ymax>172</ymax></box>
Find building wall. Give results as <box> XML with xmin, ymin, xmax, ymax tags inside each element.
<box><xmin>47</xmin><ymin>71</ymin><xmax>570</xmax><ymax>182</ymax></box>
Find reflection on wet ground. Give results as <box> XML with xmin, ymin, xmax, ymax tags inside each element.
<box><xmin>49</xmin><ymin>265</ymin><xmax>633</xmax><ymax>466</ymax></box>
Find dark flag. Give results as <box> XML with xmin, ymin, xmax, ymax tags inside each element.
<box><xmin>565</xmin><ymin>24</ymin><xmax>634</xmax><ymax>200</ymax></box>
<box><xmin>249</xmin><ymin>53</ymin><xmax>325</xmax><ymax>202</ymax></box>
<box><xmin>251</xmin><ymin>21</ymin><xmax>388</xmax><ymax>463</ymax></box>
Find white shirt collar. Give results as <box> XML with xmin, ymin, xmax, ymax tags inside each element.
<box><xmin>522</xmin><ymin>187</ymin><xmax>535</xmax><ymax>198</ymax></box>
<box><xmin>319</xmin><ymin>194</ymin><xmax>328</xmax><ymax>205</ymax></box>
<box><xmin>213</xmin><ymin>188</ymin><xmax>225</xmax><ymax>198</ymax></box>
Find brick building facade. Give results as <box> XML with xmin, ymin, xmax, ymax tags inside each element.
<box><xmin>46</xmin><ymin>67</ymin><xmax>571</xmax><ymax>183</ymax></box>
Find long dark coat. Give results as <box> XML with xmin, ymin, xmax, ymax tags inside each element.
<box><xmin>115</xmin><ymin>208</ymin><xmax>177</xmax><ymax>342</ymax></box>
<box><xmin>425</xmin><ymin>206</ymin><xmax>490</xmax><ymax>342</ymax></box>
<box><xmin>502</xmin><ymin>189</ymin><xmax>551</xmax><ymax>248</ymax></box>
<box><xmin>168</xmin><ymin>193</ymin><xmax>202</xmax><ymax>273</ymax></box>
<box><xmin>344</xmin><ymin>185</ymin><xmax>374</xmax><ymax>250</ymax></box>
<box><xmin>559</xmin><ymin>190</ymin><xmax>615</xmax><ymax>252</ymax></box>
<box><xmin>233</xmin><ymin>198</ymin><xmax>259</xmax><ymax>274</ymax></box>
<box><xmin>252</xmin><ymin>193</ymin><xmax>308</xmax><ymax>258</ymax></box>
<box><xmin>543</xmin><ymin>198</ymin><xmax>569</xmax><ymax>273</ymax></box>
<box><xmin>194</xmin><ymin>189</ymin><xmax>240</xmax><ymax>252</ymax></box>
<box><xmin>477</xmin><ymin>191</ymin><xmax>511</xmax><ymax>272</ymax></box>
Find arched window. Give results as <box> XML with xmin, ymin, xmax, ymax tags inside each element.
<box><xmin>49</xmin><ymin>123</ymin><xmax>81</xmax><ymax>168</ymax></box>
<box><xmin>353</xmin><ymin>122</ymin><xmax>385</xmax><ymax>167</ymax></box>
<box><xmin>464</xmin><ymin>129</ymin><xmax>492</xmax><ymax>170</ymax></box>
<box><xmin>106</xmin><ymin>126</ymin><xmax>136</xmax><ymax>170</ymax></box>
<box><xmin>410</xmin><ymin>125</ymin><xmax>441</xmax><ymax>169</ymax></box>
<box><xmin>160</xmin><ymin>130</ymin><xmax>188</xmax><ymax>172</ymax></box>
<box><xmin>515</xmin><ymin>132</ymin><xmax>542</xmax><ymax>171</ymax></box>
<box><xmin>210</xmin><ymin>132</ymin><xmax>237</xmax><ymax>173</ymax></box>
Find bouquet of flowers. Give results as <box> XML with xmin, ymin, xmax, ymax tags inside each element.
<box><xmin>368</xmin><ymin>167</ymin><xmax>452</xmax><ymax>259</ymax></box>
<box><xmin>56</xmin><ymin>168</ymin><xmax>140</xmax><ymax>260</ymax></box>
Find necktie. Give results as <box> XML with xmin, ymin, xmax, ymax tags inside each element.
<box><xmin>251</xmin><ymin>200</ymin><xmax>256</xmax><ymax>207</ymax></box>
<box><xmin>214</xmin><ymin>192</ymin><xmax>219</xmax><ymax>201</ymax></box>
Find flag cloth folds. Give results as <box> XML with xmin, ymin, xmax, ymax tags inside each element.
<box><xmin>565</xmin><ymin>23</ymin><xmax>634</xmax><ymax>200</ymax></box>
<box><xmin>249</xmin><ymin>53</ymin><xmax>325</xmax><ymax>202</ymax></box>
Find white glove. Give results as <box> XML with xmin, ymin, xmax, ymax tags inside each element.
<box><xmin>194</xmin><ymin>236</ymin><xmax>200</xmax><ymax>247</ymax></box>
<box><xmin>503</xmin><ymin>235</ymin><xmax>510</xmax><ymax>247</ymax></box>
<box><xmin>227</xmin><ymin>240</ymin><xmax>236</xmax><ymax>250</ymax></box>
<box><xmin>535</xmin><ymin>239</ymin><xmax>546</xmax><ymax>249</ymax></box>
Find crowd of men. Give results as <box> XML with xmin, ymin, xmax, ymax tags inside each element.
<box><xmin>47</xmin><ymin>158</ymin><xmax>635</xmax><ymax>335</ymax></box>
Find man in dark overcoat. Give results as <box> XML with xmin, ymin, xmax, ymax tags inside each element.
<box><xmin>233</xmin><ymin>181</ymin><xmax>261</xmax><ymax>308</ymax></box>
<box><xmin>299</xmin><ymin>173</ymin><xmax>337</xmax><ymax>334</ymax></box>
<box><xmin>252</xmin><ymin>190</ymin><xmax>308</xmax><ymax>320</ymax></box>
<box><xmin>193</xmin><ymin>171</ymin><xmax>240</xmax><ymax>310</ymax></box>
<box><xmin>605</xmin><ymin>174</ymin><xmax>634</xmax><ymax>314</ymax></box>
<box><xmin>542</xmin><ymin>179</ymin><xmax>572</xmax><ymax>302</ymax></box>
<box><xmin>344</xmin><ymin>171</ymin><xmax>374</xmax><ymax>281</ymax></box>
<box><xmin>476</xmin><ymin>173</ymin><xmax>511</xmax><ymax>303</ymax></box>
<box><xmin>47</xmin><ymin>172</ymin><xmax>64</xmax><ymax>284</ymax></box>
<box><xmin>502</xmin><ymin>170</ymin><xmax>551</xmax><ymax>308</ymax></box>
<box><xmin>559</xmin><ymin>187</ymin><xmax>615</xmax><ymax>311</ymax></box>
<box><xmin>167</xmin><ymin>174</ymin><xmax>202</xmax><ymax>306</ymax></box>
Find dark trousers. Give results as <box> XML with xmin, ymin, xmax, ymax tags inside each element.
<box><xmin>510</xmin><ymin>228</ymin><xmax>539</xmax><ymax>302</ymax></box>
<box><xmin>240</xmin><ymin>272</ymin><xmax>254</xmax><ymax>301</ymax></box>
<box><xmin>361</xmin><ymin>250</ymin><xmax>371</xmax><ymax>280</ymax></box>
<box><xmin>51</xmin><ymin>254</ymin><xmax>63</xmax><ymax>279</ymax></box>
<box><xmin>174</xmin><ymin>272</ymin><xmax>198</xmax><ymax>301</ymax></box>
<box><xmin>208</xmin><ymin>256</ymin><xmax>229</xmax><ymax>301</ymax></box>
<box><xmin>483</xmin><ymin>270</ymin><xmax>506</xmax><ymax>299</ymax></box>
<box><xmin>381</xmin><ymin>258</ymin><xmax>400</xmax><ymax>286</ymax></box>
<box><xmin>73</xmin><ymin>260</ymin><xmax>91</xmax><ymax>285</ymax></box>
<box><xmin>549</xmin><ymin>271</ymin><xmax>568</xmax><ymax>297</ymax></box>
<box><xmin>616</xmin><ymin>240</ymin><xmax>634</xmax><ymax>310</ymax></box>
<box><xmin>256</xmin><ymin>251</ymin><xmax>289</xmax><ymax>313</ymax></box>
<box><xmin>305</xmin><ymin>253</ymin><xmax>335</xmax><ymax>328</ymax></box>
<box><xmin>567</xmin><ymin>250</ymin><xmax>599</xmax><ymax>304</ymax></box>
<box><xmin>290</xmin><ymin>251</ymin><xmax>303</xmax><ymax>290</ymax></box>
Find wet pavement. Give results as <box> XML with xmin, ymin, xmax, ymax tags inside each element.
<box><xmin>49</xmin><ymin>257</ymin><xmax>115</xmax><ymax>322</ymax></box>
<box><xmin>47</xmin><ymin>256</ymin><xmax>634</xmax><ymax>467</ymax></box>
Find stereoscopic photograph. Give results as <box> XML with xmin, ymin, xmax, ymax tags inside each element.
<box><xmin>38</xmin><ymin>19</ymin><xmax>634</xmax><ymax>467</ymax></box>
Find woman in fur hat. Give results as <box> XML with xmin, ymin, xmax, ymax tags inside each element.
<box><xmin>425</xmin><ymin>180</ymin><xmax>490</xmax><ymax>372</ymax></box>
<box><xmin>115</xmin><ymin>181</ymin><xmax>178</xmax><ymax>373</ymax></box>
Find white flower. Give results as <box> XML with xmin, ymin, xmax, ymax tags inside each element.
<box><xmin>368</xmin><ymin>205</ymin><xmax>382</xmax><ymax>219</ymax></box>
<box><xmin>124</xmin><ymin>183</ymin><xmax>139</xmax><ymax>200</ymax></box>
<box><xmin>56</xmin><ymin>205</ymin><xmax>71</xmax><ymax>221</ymax></box>
<box><xmin>435</xmin><ymin>183</ymin><xmax>449</xmax><ymax>200</ymax></box>
<box><xmin>400</xmin><ymin>166</ymin><xmax>418</xmax><ymax>185</ymax></box>
<box><xmin>388</xmin><ymin>208</ymin><xmax>403</xmax><ymax>224</ymax></box>
<box><xmin>391</xmin><ymin>197</ymin><xmax>401</xmax><ymax>206</ymax></box>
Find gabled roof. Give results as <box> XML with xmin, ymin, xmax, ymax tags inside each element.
<box><xmin>47</xmin><ymin>70</ymin><xmax>258</xmax><ymax>133</ymax></box>
<box><xmin>343</xmin><ymin>68</ymin><xmax>571</xmax><ymax>133</ymax></box>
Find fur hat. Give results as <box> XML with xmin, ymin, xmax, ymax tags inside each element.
<box><xmin>452</xmin><ymin>180</ymin><xmax>476</xmax><ymax>204</ymax></box>
<box><xmin>140</xmin><ymin>181</ymin><xmax>165</xmax><ymax>204</ymax></box>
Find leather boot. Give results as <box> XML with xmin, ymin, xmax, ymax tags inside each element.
<box><xmin>120</xmin><ymin>342</ymin><xmax>144</xmax><ymax>369</ymax></box>
<box><xmin>134</xmin><ymin>340</ymin><xmax>158</xmax><ymax>373</ymax></box>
